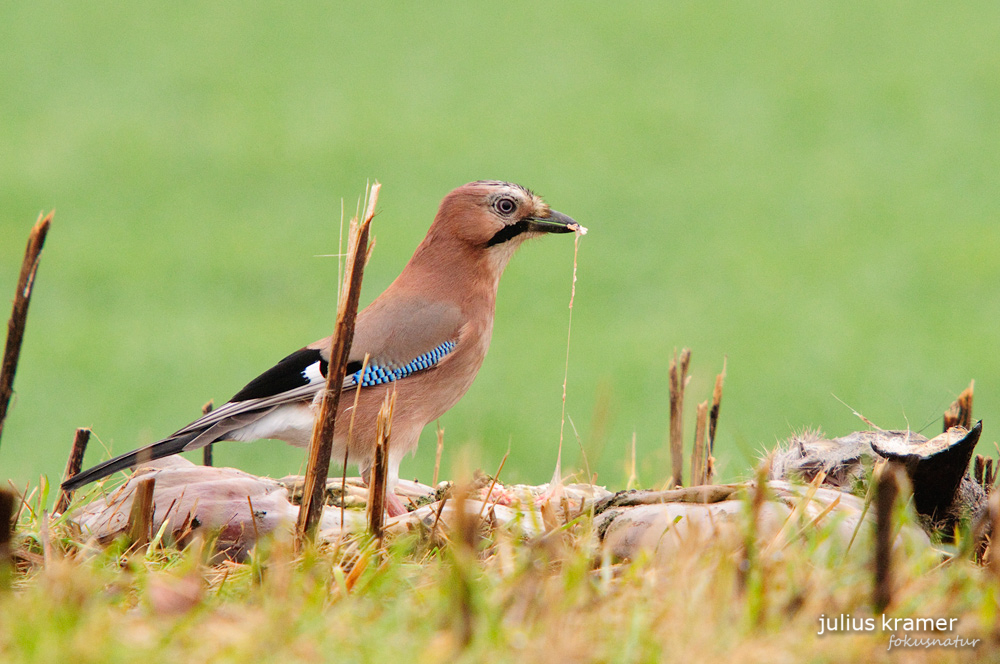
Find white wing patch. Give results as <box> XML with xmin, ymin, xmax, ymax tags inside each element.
<box><xmin>302</xmin><ymin>360</ymin><xmax>326</xmax><ymax>385</ymax></box>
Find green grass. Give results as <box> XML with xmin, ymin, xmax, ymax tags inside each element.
<box><xmin>2</xmin><ymin>476</ymin><xmax>996</xmax><ymax>663</ymax></box>
<box><xmin>2</xmin><ymin>2</ymin><xmax>1000</xmax><ymax>492</ymax></box>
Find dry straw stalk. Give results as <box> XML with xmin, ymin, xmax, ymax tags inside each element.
<box><xmin>0</xmin><ymin>212</ymin><xmax>52</xmax><ymax>449</ymax></box>
<box><xmin>296</xmin><ymin>183</ymin><xmax>380</xmax><ymax>542</ymax></box>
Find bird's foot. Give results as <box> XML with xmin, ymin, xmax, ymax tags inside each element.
<box><xmin>385</xmin><ymin>492</ymin><xmax>408</xmax><ymax>517</ymax></box>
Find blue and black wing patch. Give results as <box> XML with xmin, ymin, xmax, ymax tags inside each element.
<box><xmin>345</xmin><ymin>340</ymin><xmax>457</xmax><ymax>388</ymax></box>
<box><xmin>230</xmin><ymin>348</ymin><xmax>329</xmax><ymax>402</ymax></box>
<box><xmin>230</xmin><ymin>339</ymin><xmax>458</xmax><ymax>402</ymax></box>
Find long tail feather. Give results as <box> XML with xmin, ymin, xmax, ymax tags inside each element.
<box><xmin>60</xmin><ymin>431</ymin><xmax>203</xmax><ymax>492</ymax></box>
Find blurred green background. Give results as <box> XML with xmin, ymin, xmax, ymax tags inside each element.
<box><xmin>2</xmin><ymin>2</ymin><xmax>998</xmax><ymax>492</ymax></box>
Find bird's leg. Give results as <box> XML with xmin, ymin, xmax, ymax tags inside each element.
<box><xmin>384</xmin><ymin>492</ymin><xmax>408</xmax><ymax>517</ymax></box>
<box><xmin>360</xmin><ymin>466</ymin><xmax>408</xmax><ymax>517</ymax></box>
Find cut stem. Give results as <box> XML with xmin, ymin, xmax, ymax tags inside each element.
<box><xmin>943</xmin><ymin>380</ymin><xmax>974</xmax><ymax>432</ymax></box>
<box><xmin>367</xmin><ymin>389</ymin><xmax>395</xmax><ymax>543</ymax></box>
<box><xmin>201</xmin><ymin>400</ymin><xmax>214</xmax><ymax>466</ymax></box>
<box><xmin>706</xmin><ymin>357</ymin><xmax>726</xmax><ymax>484</ymax></box>
<box><xmin>0</xmin><ymin>489</ymin><xmax>16</xmax><ymax>586</ymax></box>
<box><xmin>55</xmin><ymin>428</ymin><xmax>91</xmax><ymax>513</ymax></box>
<box><xmin>668</xmin><ymin>348</ymin><xmax>691</xmax><ymax>488</ymax></box>
<box><xmin>127</xmin><ymin>477</ymin><xmax>156</xmax><ymax>551</ymax></box>
<box><xmin>0</xmin><ymin>212</ymin><xmax>53</xmax><ymax>450</ymax></box>
<box><xmin>873</xmin><ymin>463</ymin><xmax>902</xmax><ymax>613</ymax></box>
<box><xmin>691</xmin><ymin>401</ymin><xmax>708</xmax><ymax>486</ymax></box>
<box><xmin>297</xmin><ymin>183</ymin><xmax>379</xmax><ymax>544</ymax></box>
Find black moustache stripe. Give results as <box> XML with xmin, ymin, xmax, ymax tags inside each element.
<box><xmin>486</xmin><ymin>219</ymin><xmax>531</xmax><ymax>247</ymax></box>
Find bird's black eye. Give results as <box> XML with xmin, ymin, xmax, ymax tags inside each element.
<box><xmin>494</xmin><ymin>196</ymin><xmax>517</xmax><ymax>216</ymax></box>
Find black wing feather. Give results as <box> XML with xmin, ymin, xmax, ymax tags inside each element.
<box><xmin>229</xmin><ymin>348</ymin><xmax>328</xmax><ymax>402</ymax></box>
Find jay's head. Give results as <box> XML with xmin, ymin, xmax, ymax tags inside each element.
<box><xmin>433</xmin><ymin>181</ymin><xmax>582</xmax><ymax>251</ymax></box>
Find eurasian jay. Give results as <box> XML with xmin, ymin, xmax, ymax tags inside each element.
<box><xmin>62</xmin><ymin>181</ymin><xmax>584</xmax><ymax>516</ymax></box>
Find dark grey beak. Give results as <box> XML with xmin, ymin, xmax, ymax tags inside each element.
<box><xmin>525</xmin><ymin>209</ymin><xmax>581</xmax><ymax>235</ymax></box>
<box><xmin>486</xmin><ymin>208</ymin><xmax>586</xmax><ymax>247</ymax></box>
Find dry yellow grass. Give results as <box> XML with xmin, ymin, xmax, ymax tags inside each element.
<box><xmin>2</xmin><ymin>474</ymin><xmax>997</xmax><ymax>664</ymax></box>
